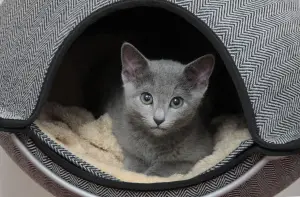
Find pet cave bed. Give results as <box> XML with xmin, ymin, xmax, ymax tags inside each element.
<box><xmin>1</xmin><ymin>0</ymin><xmax>300</xmax><ymax>197</ymax></box>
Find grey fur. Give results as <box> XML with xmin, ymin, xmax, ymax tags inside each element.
<box><xmin>107</xmin><ymin>42</ymin><xmax>214</xmax><ymax>177</ymax></box>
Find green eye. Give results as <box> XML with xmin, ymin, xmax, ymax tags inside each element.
<box><xmin>170</xmin><ymin>97</ymin><xmax>184</xmax><ymax>109</ymax></box>
<box><xmin>140</xmin><ymin>92</ymin><xmax>153</xmax><ymax>105</ymax></box>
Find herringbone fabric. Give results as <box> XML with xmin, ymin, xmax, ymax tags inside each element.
<box><xmin>184</xmin><ymin>0</ymin><xmax>300</xmax><ymax>144</ymax></box>
<box><xmin>222</xmin><ymin>155</ymin><xmax>300</xmax><ymax>197</ymax></box>
<box><xmin>1</xmin><ymin>0</ymin><xmax>300</xmax><ymax>144</ymax></box>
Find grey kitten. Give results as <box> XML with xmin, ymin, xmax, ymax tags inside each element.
<box><xmin>107</xmin><ymin>42</ymin><xmax>214</xmax><ymax>177</ymax></box>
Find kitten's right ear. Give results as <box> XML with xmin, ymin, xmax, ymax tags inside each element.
<box><xmin>121</xmin><ymin>42</ymin><xmax>149</xmax><ymax>83</ymax></box>
<box><xmin>184</xmin><ymin>54</ymin><xmax>215</xmax><ymax>88</ymax></box>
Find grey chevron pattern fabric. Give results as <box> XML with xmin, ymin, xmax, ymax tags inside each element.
<box><xmin>166</xmin><ymin>0</ymin><xmax>300</xmax><ymax>144</ymax></box>
<box><xmin>188</xmin><ymin>0</ymin><xmax>300</xmax><ymax>144</ymax></box>
<box><xmin>1</xmin><ymin>0</ymin><xmax>300</xmax><ymax>144</ymax></box>
<box><xmin>222</xmin><ymin>155</ymin><xmax>300</xmax><ymax>197</ymax></box>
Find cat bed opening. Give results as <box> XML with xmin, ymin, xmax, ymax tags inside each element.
<box><xmin>33</xmin><ymin>6</ymin><xmax>253</xmax><ymax>187</ymax></box>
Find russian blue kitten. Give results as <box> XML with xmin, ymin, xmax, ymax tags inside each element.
<box><xmin>107</xmin><ymin>42</ymin><xmax>214</xmax><ymax>177</ymax></box>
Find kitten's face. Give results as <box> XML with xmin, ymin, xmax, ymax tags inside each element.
<box><xmin>121</xmin><ymin>43</ymin><xmax>214</xmax><ymax>137</ymax></box>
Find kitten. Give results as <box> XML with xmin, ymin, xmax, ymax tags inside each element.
<box><xmin>107</xmin><ymin>42</ymin><xmax>214</xmax><ymax>177</ymax></box>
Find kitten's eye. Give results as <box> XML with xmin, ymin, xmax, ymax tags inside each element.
<box><xmin>170</xmin><ymin>97</ymin><xmax>184</xmax><ymax>109</ymax></box>
<box><xmin>140</xmin><ymin>92</ymin><xmax>153</xmax><ymax>105</ymax></box>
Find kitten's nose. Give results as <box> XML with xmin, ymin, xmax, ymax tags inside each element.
<box><xmin>153</xmin><ymin>108</ymin><xmax>165</xmax><ymax>126</ymax></box>
<box><xmin>153</xmin><ymin>117</ymin><xmax>165</xmax><ymax>126</ymax></box>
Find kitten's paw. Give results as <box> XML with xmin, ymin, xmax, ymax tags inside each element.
<box><xmin>145</xmin><ymin>161</ymin><xmax>193</xmax><ymax>177</ymax></box>
<box><xmin>144</xmin><ymin>170</ymin><xmax>162</xmax><ymax>177</ymax></box>
<box><xmin>144</xmin><ymin>167</ymin><xmax>173</xmax><ymax>177</ymax></box>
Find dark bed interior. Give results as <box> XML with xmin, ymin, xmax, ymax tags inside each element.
<box><xmin>48</xmin><ymin>6</ymin><xmax>243</xmax><ymax>126</ymax></box>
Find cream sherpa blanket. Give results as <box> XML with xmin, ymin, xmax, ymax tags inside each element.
<box><xmin>34</xmin><ymin>102</ymin><xmax>251</xmax><ymax>183</ymax></box>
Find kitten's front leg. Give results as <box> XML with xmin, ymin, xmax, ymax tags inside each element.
<box><xmin>145</xmin><ymin>161</ymin><xmax>194</xmax><ymax>177</ymax></box>
<box><xmin>123</xmin><ymin>152</ymin><xmax>148</xmax><ymax>173</ymax></box>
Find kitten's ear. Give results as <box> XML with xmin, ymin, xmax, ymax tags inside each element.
<box><xmin>121</xmin><ymin>42</ymin><xmax>149</xmax><ymax>83</ymax></box>
<box><xmin>184</xmin><ymin>54</ymin><xmax>215</xmax><ymax>88</ymax></box>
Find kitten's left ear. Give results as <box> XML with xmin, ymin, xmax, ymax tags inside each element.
<box><xmin>184</xmin><ymin>54</ymin><xmax>215</xmax><ymax>87</ymax></box>
<box><xmin>121</xmin><ymin>42</ymin><xmax>149</xmax><ymax>83</ymax></box>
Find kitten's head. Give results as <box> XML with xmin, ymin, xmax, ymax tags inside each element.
<box><xmin>121</xmin><ymin>42</ymin><xmax>214</xmax><ymax>137</ymax></box>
